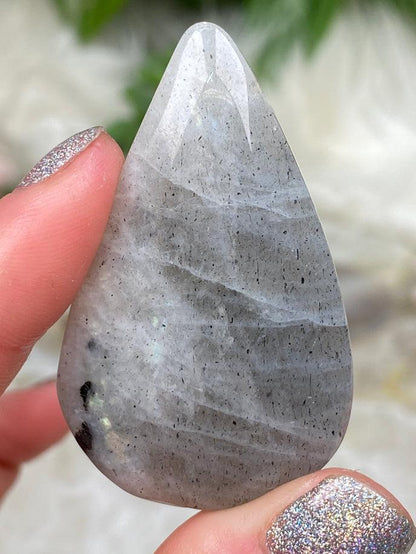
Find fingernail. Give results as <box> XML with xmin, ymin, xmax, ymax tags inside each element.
<box><xmin>266</xmin><ymin>475</ymin><xmax>415</xmax><ymax>553</ymax></box>
<box><xmin>18</xmin><ymin>126</ymin><xmax>104</xmax><ymax>187</ymax></box>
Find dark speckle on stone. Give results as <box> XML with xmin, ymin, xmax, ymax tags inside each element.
<box><xmin>87</xmin><ymin>339</ymin><xmax>97</xmax><ymax>351</ymax></box>
<box><xmin>75</xmin><ymin>422</ymin><xmax>93</xmax><ymax>451</ymax></box>
<box><xmin>80</xmin><ymin>380</ymin><xmax>94</xmax><ymax>411</ymax></box>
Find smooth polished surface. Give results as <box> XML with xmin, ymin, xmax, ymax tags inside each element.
<box><xmin>58</xmin><ymin>22</ymin><xmax>352</xmax><ymax>509</ymax></box>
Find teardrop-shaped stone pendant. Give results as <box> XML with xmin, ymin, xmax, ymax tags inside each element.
<box><xmin>58</xmin><ymin>22</ymin><xmax>352</xmax><ymax>510</ymax></box>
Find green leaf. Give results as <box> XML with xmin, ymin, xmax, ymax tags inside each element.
<box><xmin>53</xmin><ymin>0</ymin><xmax>129</xmax><ymax>41</ymax></box>
<box><xmin>176</xmin><ymin>0</ymin><xmax>241</xmax><ymax>7</ymax></box>
<box><xmin>106</xmin><ymin>120</ymin><xmax>141</xmax><ymax>154</ymax></box>
<box><xmin>244</xmin><ymin>0</ymin><xmax>347</xmax><ymax>77</ymax></box>
<box><xmin>384</xmin><ymin>0</ymin><xmax>416</xmax><ymax>20</ymax></box>
<box><xmin>107</xmin><ymin>47</ymin><xmax>173</xmax><ymax>154</ymax></box>
<box><xmin>244</xmin><ymin>0</ymin><xmax>306</xmax><ymax>78</ymax></box>
<box><xmin>303</xmin><ymin>0</ymin><xmax>345</xmax><ymax>55</ymax></box>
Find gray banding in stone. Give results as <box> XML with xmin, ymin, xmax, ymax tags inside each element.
<box><xmin>57</xmin><ymin>22</ymin><xmax>353</xmax><ymax>510</ymax></box>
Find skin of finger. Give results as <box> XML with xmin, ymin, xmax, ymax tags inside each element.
<box><xmin>0</xmin><ymin>381</ymin><xmax>67</xmax><ymax>497</ymax></box>
<box><xmin>156</xmin><ymin>468</ymin><xmax>415</xmax><ymax>554</ymax></box>
<box><xmin>0</xmin><ymin>133</ymin><xmax>124</xmax><ymax>394</ymax></box>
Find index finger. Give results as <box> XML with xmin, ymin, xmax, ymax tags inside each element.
<box><xmin>0</xmin><ymin>130</ymin><xmax>124</xmax><ymax>394</ymax></box>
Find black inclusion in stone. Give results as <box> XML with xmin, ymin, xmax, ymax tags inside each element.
<box><xmin>87</xmin><ymin>338</ymin><xmax>97</xmax><ymax>351</ymax></box>
<box><xmin>80</xmin><ymin>380</ymin><xmax>94</xmax><ymax>411</ymax></box>
<box><xmin>75</xmin><ymin>422</ymin><xmax>93</xmax><ymax>451</ymax></box>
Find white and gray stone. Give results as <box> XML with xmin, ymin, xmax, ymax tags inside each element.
<box><xmin>57</xmin><ymin>22</ymin><xmax>352</xmax><ymax>510</ymax></box>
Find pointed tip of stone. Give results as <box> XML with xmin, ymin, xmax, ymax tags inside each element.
<box><xmin>183</xmin><ymin>21</ymin><xmax>228</xmax><ymax>36</ymax></box>
<box><xmin>128</xmin><ymin>17</ymin><xmax>258</xmax><ymax>162</ymax></box>
<box><xmin>179</xmin><ymin>20</ymin><xmax>239</xmax><ymax>54</ymax></box>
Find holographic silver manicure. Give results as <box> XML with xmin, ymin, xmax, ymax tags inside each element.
<box><xmin>266</xmin><ymin>475</ymin><xmax>415</xmax><ymax>553</ymax></box>
<box><xmin>18</xmin><ymin>126</ymin><xmax>103</xmax><ymax>187</ymax></box>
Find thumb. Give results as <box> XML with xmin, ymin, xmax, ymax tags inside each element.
<box><xmin>157</xmin><ymin>468</ymin><xmax>415</xmax><ymax>553</ymax></box>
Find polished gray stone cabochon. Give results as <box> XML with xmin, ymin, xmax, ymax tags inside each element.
<box><xmin>57</xmin><ymin>22</ymin><xmax>353</xmax><ymax>510</ymax></box>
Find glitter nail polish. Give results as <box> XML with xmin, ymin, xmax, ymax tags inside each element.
<box><xmin>266</xmin><ymin>475</ymin><xmax>415</xmax><ymax>553</ymax></box>
<box><xmin>18</xmin><ymin>126</ymin><xmax>104</xmax><ymax>187</ymax></box>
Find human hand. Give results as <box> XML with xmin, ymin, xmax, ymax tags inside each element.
<box><xmin>0</xmin><ymin>128</ymin><xmax>414</xmax><ymax>553</ymax></box>
<box><xmin>0</xmin><ymin>128</ymin><xmax>123</xmax><ymax>496</ymax></box>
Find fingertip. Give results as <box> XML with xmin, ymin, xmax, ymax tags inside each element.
<box><xmin>12</xmin><ymin>127</ymin><xmax>124</xmax><ymax>194</ymax></box>
<box><xmin>159</xmin><ymin>468</ymin><xmax>415</xmax><ymax>554</ymax></box>
<box><xmin>99</xmin><ymin>130</ymin><xmax>125</xmax><ymax>169</ymax></box>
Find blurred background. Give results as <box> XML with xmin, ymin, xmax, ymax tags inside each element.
<box><xmin>0</xmin><ymin>0</ymin><xmax>415</xmax><ymax>552</ymax></box>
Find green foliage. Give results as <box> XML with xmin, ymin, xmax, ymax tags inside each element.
<box><xmin>107</xmin><ymin>48</ymin><xmax>173</xmax><ymax>153</ymax></box>
<box><xmin>53</xmin><ymin>0</ymin><xmax>129</xmax><ymax>41</ymax></box>
<box><xmin>303</xmin><ymin>0</ymin><xmax>345</xmax><ymax>54</ymax></box>
<box><xmin>385</xmin><ymin>0</ymin><xmax>416</xmax><ymax>20</ymax></box>
<box><xmin>245</xmin><ymin>0</ymin><xmax>304</xmax><ymax>76</ymax></box>
<box><xmin>245</xmin><ymin>0</ymin><xmax>345</xmax><ymax>77</ymax></box>
<box><xmin>175</xmin><ymin>0</ymin><xmax>240</xmax><ymax>7</ymax></box>
<box><xmin>50</xmin><ymin>0</ymin><xmax>416</xmax><ymax>150</ymax></box>
<box><xmin>53</xmin><ymin>0</ymin><xmax>241</xmax><ymax>41</ymax></box>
